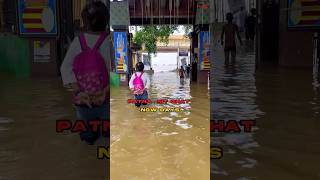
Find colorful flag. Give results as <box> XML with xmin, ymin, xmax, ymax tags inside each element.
<box><xmin>114</xmin><ymin>32</ymin><xmax>129</xmax><ymax>74</ymax></box>
<box><xmin>288</xmin><ymin>0</ymin><xmax>320</xmax><ymax>27</ymax></box>
<box><xmin>18</xmin><ymin>0</ymin><xmax>57</xmax><ymax>36</ymax></box>
<box><xmin>199</xmin><ymin>31</ymin><xmax>210</xmax><ymax>71</ymax></box>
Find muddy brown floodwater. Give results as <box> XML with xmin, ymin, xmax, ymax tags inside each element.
<box><xmin>110</xmin><ymin>71</ymin><xmax>210</xmax><ymax>180</ymax></box>
<box><xmin>0</xmin><ymin>74</ymin><xmax>109</xmax><ymax>180</ymax></box>
<box><xmin>211</xmin><ymin>42</ymin><xmax>320</xmax><ymax>179</ymax></box>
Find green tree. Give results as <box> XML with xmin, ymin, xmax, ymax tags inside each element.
<box><xmin>183</xmin><ymin>25</ymin><xmax>193</xmax><ymax>38</ymax></box>
<box><xmin>133</xmin><ymin>25</ymin><xmax>178</xmax><ymax>57</ymax></box>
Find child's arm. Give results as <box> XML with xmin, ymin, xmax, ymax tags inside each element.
<box><xmin>103</xmin><ymin>35</ymin><xmax>113</xmax><ymax>72</ymax></box>
<box><xmin>61</xmin><ymin>37</ymin><xmax>92</xmax><ymax>107</ymax></box>
<box><xmin>70</xmin><ymin>83</ymin><xmax>92</xmax><ymax>108</ymax></box>
<box><xmin>60</xmin><ymin>37</ymin><xmax>80</xmax><ymax>88</ymax></box>
<box><xmin>220</xmin><ymin>25</ymin><xmax>225</xmax><ymax>46</ymax></box>
<box><xmin>91</xmin><ymin>86</ymin><xmax>109</xmax><ymax>106</ymax></box>
<box><xmin>128</xmin><ymin>74</ymin><xmax>135</xmax><ymax>90</ymax></box>
<box><xmin>235</xmin><ymin>25</ymin><xmax>243</xmax><ymax>45</ymax></box>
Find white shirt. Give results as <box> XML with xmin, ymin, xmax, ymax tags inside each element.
<box><xmin>237</xmin><ymin>11</ymin><xmax>247</xmax><ymax>30</ymax></box>
<box><xmin>129</xmin><ymin>72</ymin><xmax>151</xmax><ymax>90</ymax></box>
<box><xmin>60</xmin><ymin>33</ymin><xmax>113</xmax><ymax>87</ymax></box>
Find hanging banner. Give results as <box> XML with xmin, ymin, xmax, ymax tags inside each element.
<box><xmin>119</xmin><ymin>74</ymin><xmax>127</xmax><ymax>82</ymax></box>
<box><xmin>110</xmin><ymin>1</ymin><xmax>129</xmax><ymax>26</ymax></box>
<box><xmin>17</xmin><ymin>0</ymin><xmax>58</xmax><ymax>36</ymax></box>
<box><xmin>209</xmin><ymin>0</ymin><xmax>215</xmax><ymax>23</ymax></box>
<box><xmin>288</xmin><ymin>0</ymin><xmax>320</xmax><ymax>28</ymax></box>
<box><xmin>199</xmin><ymin>31</ymin><xmax>210</xmax><ymax>71</ymax></box>
<box><xmin>195</xmin><ymin>0</ymin><xmax>210</xmax><ymax>25</ymax></box>
<box><xmin>143</xmin><ymin>54</ymin><xmax>151</xmax><ymax>67</ymax></box>
<box><xmin>181</xmin><ymin>58</ymin><xmax>187</xmax><ymax>66</ymax></box>
<box><xmin>114</xmin><ymin>32</ymin><xmax>129</xmax><ymax>74</ymax></box>
<box><xmin>179</xmin><ymin>49</ymin><xmax>189</xmax><ymax>57</ymax></box>
<box><xmin>33</xmin><ymin>40</ymin><xmax>51</xmax><ymax>62</ymax></box>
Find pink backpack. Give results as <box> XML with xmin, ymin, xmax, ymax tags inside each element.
<box><xmin>133</xmin><ymin>72</ymin><xmax>145</xmax><ymax>92</ymax></box>
<box><xmin>72</xmin><ymin>32</ymin><xmax>108</xmax><ymax>96</ymax></box>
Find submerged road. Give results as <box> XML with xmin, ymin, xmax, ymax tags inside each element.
<box><xmin>211</xmin><ymin>41</ymin><xmax>320</xmax><ymax>179</ymax></box>
<box><xmin>110</xmin><ymin>71</ymin><xmax>210</xmax><ymax>180</ymax></box>
<box><xmin>0</xmin><ymin>75</ymin><xmax>109</xmax><ymax>180</ymax></box>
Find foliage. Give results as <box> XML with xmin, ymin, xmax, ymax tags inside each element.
<box><xmin>133</xmin><ymin>25</ymin><xmax>194</xmax><ymax>56</ymax></box>
<box><xmin>183</xmin><ymin>25</ymin><xmax>193</xmax><ymax>38</ymax></box>
<box><xmin>133</xmin><ymin>25</ymin><xmax>178</xmax><ymax>56</ymax></box>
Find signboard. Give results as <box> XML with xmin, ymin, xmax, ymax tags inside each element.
<box><xmin>110</xmin><ymin>1</ymin><xmax>129</xmax><ymax>26</ymax></box>
<box><xmin>288</xmin><ymin>0</ymin><xmax>320</xmax><ymax>28</ymax></box>
<box><xmin>179</xmin><ymin>49</ymin><xmax>189</xmax><ymax>56</ymax></box>
<box><xmin>34</xmin><ymin>40</ymin><xmax>50</xmax><ymax>62</ymax></box>
<box><xmin>199</xmin><ymin>31</ymin><xmax>210</xmax><ymax>70</ymax></box>
<box><xmin>143</xmin><ymin>55</ymin><xmax>151</xmax><ymax>67</ymax></box>
<box><xmin>119</xmin><ymin>74</ymin><xmax>127</xmax><ymax>82</ymax></box>
<box><xmin>196</xmin><ymin>0</ymin><xmax>210</xmax><ymax>25</ymax></box>
<box><xmin>181</xmin><ymin>58</ymin><xmax>187</xmax><ymax>66</ymax></box>
<box><xmin>209</xmin><ymin>0</ymin><xmax>215</xmax><ymax>23</ymax></box>
<box><xmin>114</xmin><ymin>32</ymin><xmax>128</xmax><ymax>73</ymax></box>
<box><xmin>17</xmin><ymin>0</ymin><xmax>58</xmax><ymax>36</ymax></box>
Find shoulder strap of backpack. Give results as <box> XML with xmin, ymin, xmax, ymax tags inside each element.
<box><xmin>139</xmin><ymin>72</ymin><xmax>143</xmax><ymax>78</ymax></box>
<box><xmin>79</xmin><ymin>33</ymin><xmax>88</xmax><ymax>51</ymax></box>
<box><xmin>93</xmin><ymin>32</ymin><xmax>107</xmax><ymax>51</ymax></box>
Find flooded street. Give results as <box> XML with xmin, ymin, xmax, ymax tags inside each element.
<box><xmin>1</xmin><ymin>43</ymin><xmax>319</xmax><ymax>180</ymax></box>
<box><xmin>211</xmin><ymin>43</ymin><xmax>320</xmax><ymax>179</ymax></box>
<box><xmin>110</xmin><ymin>71</ymin><xmax>210</xmax><ymax>180</ymax></box>
<box><xmin>0</xmin><ymin>75</ymin><xmax>109</xmax><ymax>180</ymax></box>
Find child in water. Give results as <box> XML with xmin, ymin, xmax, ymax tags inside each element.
<box><xmin>179</xmin><ymin>65</ymin><xmax>185</xmax><ymax>79</ymax></box>
<box><xmin>129</xmin><ymin>62</ymin><xmax>150</xmax><ymax>107</ymax></box>
<box><xmin>60</xmin><ymin>2</ymin><xmax>112</xmax><ymax>145</ymax></box>
<box><xmin>221</xmin><ymin>13</ymin><xmax>243</xmax><ymax>65</ymax></box>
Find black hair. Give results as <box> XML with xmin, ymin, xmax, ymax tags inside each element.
<box><xmin>82</xmin><ymin>1</ymin><xmax>109</xmax><ymax>32</ymax></box>
<box><xmin>251</xmin><ymin>8</ymin><xmax>257</xmax><ymax>15</ymax></box>
<box><xmin>226</xmin><ymin>13</ymin><xmax>233</xmax><ymax>22</ymax></box>
<box><xmin>136</xmin><ymin>62</ymin><xmax>144</xmax><ymax>72</ymax></box>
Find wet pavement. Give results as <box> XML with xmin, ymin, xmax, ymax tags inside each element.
<box><xmin>0</xmin><ymin>75</ymin><xmax>109</xmax><ymax>180</ymax></box>
<box><xmin>110</xmin><ymin>71</ymin><xmax>210</xmax><ymax>180</ymax></box>
<box><xmin>211</xmin><ymin>42</ymin><xmax>320</xmax><ymax>179</ymax></box>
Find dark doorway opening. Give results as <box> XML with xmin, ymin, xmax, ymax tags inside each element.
<box><xmin>260</xmin><ymin>0</ymin><xmax>279</xmax><ymax>64</ymax></box>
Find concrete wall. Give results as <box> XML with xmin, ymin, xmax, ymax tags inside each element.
<box><xmin>29</xmin><ymin>39</ymin><xmax>58</xmax><ymax>77</ymax></box>
<box><xmin>0</xmin><ymin>37</ymin><xmax>58</xmax><ymax>78</ymax></box>
<box><xmin>278</xmin><ymin>0</ymin><xmax>315</xmax><ymax>68</ymax></box>
<box><xmin>0</xmin><ymin>34</ymin><xmax>30</xmax><ymax>77</ymax></box>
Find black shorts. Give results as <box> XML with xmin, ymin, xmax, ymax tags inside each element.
<box><xmin>224</xmin><ymin>46</ymin><xmax>236</xmax><ymax>52</ymax></box>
